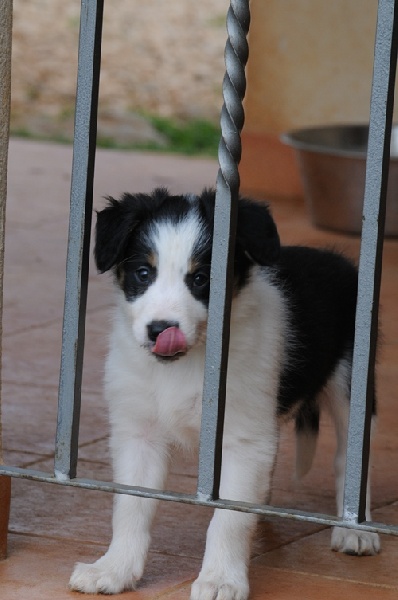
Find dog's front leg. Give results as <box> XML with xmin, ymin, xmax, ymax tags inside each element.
<box><xmin>191</xmin><ymin>438</ymin><xmax>275</xmax><ymax>600</ymax></box>
<box><xmin>69</xmin><ymin>433</ymin><xmax>168</xmax><ymax>594</ymax></box>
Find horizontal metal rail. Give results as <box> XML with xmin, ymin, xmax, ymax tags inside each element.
<box><xmin>2</xmin><ymin>465</ymin><xmax>398</xmax><ymax>537</ymax></box>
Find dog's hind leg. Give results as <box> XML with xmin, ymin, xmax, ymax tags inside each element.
<box><xmin>325</xmin><ymin>359</ymin><xmax>380</xmax><ymax>556</ymax></box>
<box><xmin>295</xmin><ymin>402</ymin><xmax>320</xmax><ymax>480</ymax></box>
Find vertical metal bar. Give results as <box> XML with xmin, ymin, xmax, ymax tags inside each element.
<box><xmin>343</xmin><ymin>0</ymin><xmax>398</xmax><ymax>523</ymax></box>
<box><xmin>0</xmin><ymin>0</ymin><xmax>13</xmax><ymax>560</ymax></box>
<box><xmin>54</xmin><ymin>0</ymin><xmax>104</xmax><ymax>481</ymax></box>
<box><xmin>197</xmin><ymin>0</ymin><xmax>250</xmax><ymax>501</ymax></box>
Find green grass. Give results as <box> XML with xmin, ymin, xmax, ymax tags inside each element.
<box><xmin>11</xmin><ymin>127</ymin><xmax>72</xmax><ymax>145</ymax></box>
<box><xmin>12</xmin><ymin>115</ymin><xmax>221</xmax><ymax>158</ymax></box>
<box><xmin>132</xmin><ymin>116</ymin><xmax>221</xmax><ymax>157</ymax></box>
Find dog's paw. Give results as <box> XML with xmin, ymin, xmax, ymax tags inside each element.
<box><xmin>190</xmin><ymin>576</ymin><xmax>249</xmax><ymax>600</ymax></box>
<box><xmin>331</xmin><ymin>526</ymin><xmax>381</xmax><ymax>556</ymax></box>
<box><xmin>69</xmin><ymin>559</ymin><xmax>136</xmax><ymax>594</ymax></box>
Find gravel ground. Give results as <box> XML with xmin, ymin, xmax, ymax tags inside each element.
<box><xmin>10</xmin><ymin>0</ymin><xmax>230</xmax><ymax>144</ymax></box>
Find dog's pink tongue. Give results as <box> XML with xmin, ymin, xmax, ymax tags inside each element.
<box><xmin>152</xmin><ymin>327</ymin><xmax>187</xmax><ymax>357</ymax></box>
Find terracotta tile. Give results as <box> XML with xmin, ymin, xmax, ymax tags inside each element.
<box><xmin>9</xmin><ymin>473</ymin><xmax>113</xmax><ymax>543</ymax></box>
<box><xmin>91</xmin><ymin>143</ymin><xmax>219</xmax><ymax>202</ymax></box>
<box><xmin>2</xmin><ymin>384</ymin><xmax>107</xmax><ymax>457</ymax></box>
<box><xmin>1</xmin><ymin>304</ymin><xmax>110</xmax><ymax>392</ymax></box>
<box><xmin>2</xmin><ymin>328</ymin><xmax>61</xmax><ymax>388</ymax></box>
<box><xmin>77</xmin><ymin>438</ymin><xmax>110</xmax><ymax>464</ymax></box>
<box><xmin>3</xmin><ymin>260</ymin><xmax>112</xmax><ymax>337</ymax></box>
<box><xmin>3</xmin><ymin>254</ymin><xmax>66</xmax><ymax>337</ymax></box>
<box><xmin>8</xmin><ymin>139</ymin><xmax>219</xmax><ymax>222</ymax></box>
<box><xmin>374</xmin><ymin>502</ymin><xmax>398</xmax><ymax>528</ymax></box>
<box><xmin>250</xmin><ymin>567</ymin><xmax>398</xmax><ymax>600</ymax></box>
<box><xmin>8</xmin><ymin>457</ymin><xmax>210</xmax><ymax>558</ymax></box>
<box><xmin>157</xmin><ymin>585</ymin><xmax>192</xmax><ymax>599</ymax></box>
<box><xmin>252</xmin><ymin>503</ymin><xmax>398</xmax><ymax>589</ymax></box>
<box><xmin>2</xmin><ymin>450</ymin><xmax>50</xmax><ymax>468</ymax></box>
<box><xmin>253</xmin><ymin>518</ymin><xmax>324</xmax><ymax>556</ymax></box>
<box><xmin>0</xmin><ymin>533</ymin><xmax>200</xmax><ymax>600</ymax></box>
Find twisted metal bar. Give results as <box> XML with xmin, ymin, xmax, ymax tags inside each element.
<box><xmin>197</xmin><ymin>0</ymin><xmax>251</xmax><ymax>501</ymax></box>
<box><xmin>217</xmin><ymin>0</ymin><xmax>250</xmax><ymax>190</ymax></box>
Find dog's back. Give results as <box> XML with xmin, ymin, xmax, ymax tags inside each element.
<box><xmin>276</xmin><ymin>246</ymin><xmax>358</xmax><ymax>414</ymax></box>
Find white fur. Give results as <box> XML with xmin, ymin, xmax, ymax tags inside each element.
<box><xmin>69</xmin><ymin>213</ymin><xmax>379</xmax><ymax>599</ymax></box>
<box><xmin>126</xmin><ymin>218</ymin><xmax>210</xmax><ymax>352</ymax></box>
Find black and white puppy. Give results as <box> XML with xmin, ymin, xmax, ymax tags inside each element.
<box><xmin>70</xmin><ymin>188</ymin><xmax>380</xmax><ymax>600</ymax></box>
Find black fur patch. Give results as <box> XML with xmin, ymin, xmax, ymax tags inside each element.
<box><xmin>275</xmin><ymin>247</ymin><xmax>360</xmax><ymax>416</ymax></box>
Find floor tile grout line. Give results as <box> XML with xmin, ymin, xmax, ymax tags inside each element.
<box><xmin>251</xmin><ymin>526</ymin><xmax>327</xmax><ymax>559</ymax></box>
<box><xmin>7</xmin><ymin>529</ymin><xmax>109</xmax><ymax>546</ymax></box>
<box><xmin>78</xmin><ymin>435</ymin><xmax>109</xmax><ymax>449</ymax></box>
<box><xmin>4</xmin><ymin>454</ymin><xmax>56</xmax><ymax>469</ymax></box>
<box><xmin>3</xmin><ymin>436</ymin><xmax>110</xmax><ymax>469</ymax></box>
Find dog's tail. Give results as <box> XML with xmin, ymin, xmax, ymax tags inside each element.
<box><xmin>295</xmin><ymin>403</ymin><xmax>320</xmax><ymax>480</ymax></box>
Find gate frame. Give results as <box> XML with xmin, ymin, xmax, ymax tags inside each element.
<box><xmin>1</xmin><ymin>0</ymin><xmax>398</xmax><ymax>560</ymax></box>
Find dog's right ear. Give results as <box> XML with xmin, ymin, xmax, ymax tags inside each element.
<box><xmin>94</xmin><ymin>189</ymin><xmax>169</xmax><ymax>273</ymax></box>
<box><xmin>94</xmin><ymin>196</ymin><xmax>136</xmax><ymax>273</ymax></box>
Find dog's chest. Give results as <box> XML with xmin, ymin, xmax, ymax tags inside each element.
<box><xmin>113</xmin><ymin>349</ymin><xmax>205</xmax><ymax>444</ymax></box>
<box><xmin>151</xmin><ymin>359</ymin><xmax>204</xmax><ymax>437</ymax></box>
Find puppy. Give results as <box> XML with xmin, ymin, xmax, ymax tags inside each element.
<box><xmin>70</xmin><ymin>188</ymin><xmax>380</xmax><ymax>600</ymax></box>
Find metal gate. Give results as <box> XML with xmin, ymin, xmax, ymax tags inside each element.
<box><xmin>1</xmin><ymin>0</ymin><xmax>398</xmax><ymax>549</ymax></box>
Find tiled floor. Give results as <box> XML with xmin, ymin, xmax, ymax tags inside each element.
<box><xmin>1</xmin><ymin>138</ymin><xmax>397</xmax><ymax>599</ymax></box>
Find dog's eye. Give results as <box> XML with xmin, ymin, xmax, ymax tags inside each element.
<box><xmin>185</xmin><ymin>266</ymin><xmax>211</xmax><ymax>302</ymax></box>
<box><xmin>192</xmin><ymin>270</ymin><xmax>209</xmax><ymax>288</ymax></box>
<box><xmin>135</xmin><ymin>266</ymin><xmax>152</xmax><ymax>284</ymax></box>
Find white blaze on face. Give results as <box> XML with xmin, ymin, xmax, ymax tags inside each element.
<box><xmin>127</xmin><ymin>213</ymin><xmax>209</xmax><ymax>350</ymax></box>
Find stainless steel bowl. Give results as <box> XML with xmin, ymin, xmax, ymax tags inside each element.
<box><xmin>282</xmin><ymin>124</ymin><xmax>398</xmax><ymax>236</ymax></box>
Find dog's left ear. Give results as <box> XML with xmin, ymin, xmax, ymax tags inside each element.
<box><xmin>198</xmin><ymin>189</ymin><xmax>280</xmax><ymax>265</ymax></box>
<box><xmin>236</xmin><ymin>198</ymin><xmax>280</xmax><ymax>265</ymax></box>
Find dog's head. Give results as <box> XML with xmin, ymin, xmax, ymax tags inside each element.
<box><xmin>95</xmin><ymin>188</ymin><xmax>280</xmax><ymax>360</ymax></box>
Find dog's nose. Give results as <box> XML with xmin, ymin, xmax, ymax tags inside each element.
<box><xmin>147</xmin><ymin>320</ymin><xmax>180</xmax><ymax>342</ymax></box>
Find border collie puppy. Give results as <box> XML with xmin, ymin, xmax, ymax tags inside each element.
<box><xmin>70</xmin><ymin>188</ymin><xmax>380</xmax><ymax>600</ymax></box>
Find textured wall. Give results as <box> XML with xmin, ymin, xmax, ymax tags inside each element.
<box><xmin>245</xmin><ymin>0</ymin><xmax>381</xmax><ymax>135</ymax></box>
<box><xmin>240</xmin><ymin>1</ymin><xmax>389</xmax><ymax>198</ymax></box>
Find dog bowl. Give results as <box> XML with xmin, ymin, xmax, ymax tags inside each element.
<box><xmin>282</xmin><ymin>124</ymin><xmax>398</xmax><ymax>236</ymax></box>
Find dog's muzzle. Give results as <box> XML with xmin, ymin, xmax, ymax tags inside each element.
<box><xmin>147</xmin><ymin>321</ymin><xmax>188</xmax><ymax>357</ymax></box>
